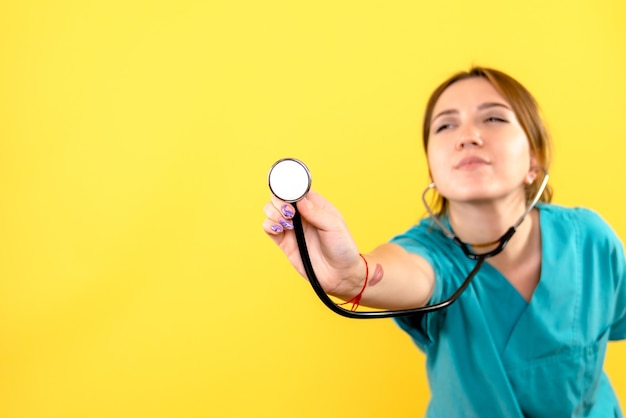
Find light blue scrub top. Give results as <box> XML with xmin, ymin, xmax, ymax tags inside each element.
<box><xmin>391</xmin><ymin>204</ymin><xmax>626</xmax><ymax>417</ymax></box>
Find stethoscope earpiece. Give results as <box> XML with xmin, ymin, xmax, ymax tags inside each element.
<box><xmin>268</xmin><ymin>158</ymin><xmax>311</xmax><ymax>203</ymax></box>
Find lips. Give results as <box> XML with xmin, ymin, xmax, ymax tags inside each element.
<box><xmin>455</xmin><ymin>155</ymin><xmax>490</xmax><ymax>169</ymax></box>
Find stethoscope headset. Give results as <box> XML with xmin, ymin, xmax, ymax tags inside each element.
<box><xmin>268</xmin><ymin>158</ymin><xmax>549</xmax><ymax>319</ymax></box>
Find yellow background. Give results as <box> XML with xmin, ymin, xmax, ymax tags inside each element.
<box><xmin>1</xmin><ymin>0</ymin><xmax>625</xmax><ymax>417</ymax></box>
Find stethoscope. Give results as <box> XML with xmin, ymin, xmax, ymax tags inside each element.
<box><xmin>268</xmin><ymin>158</ymin><xmax>549</xmax><ymax>319</ymax></box>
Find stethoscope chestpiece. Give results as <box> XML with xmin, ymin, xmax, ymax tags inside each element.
<box><xmin>268</xmin><ymin>158</ymin><xmax>312</xmax><ymax>203</ymax></box>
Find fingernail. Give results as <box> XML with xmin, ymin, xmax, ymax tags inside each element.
<box><xmin>270</xmin><ymin>224</ymin><xmax>284</xmax><ymax>233</ymax></box>
<box><xmin>281</xmin><ymin>205</ymin><xmax>294</xmax><ymax>219</ymax></box>
<box><xmin>279</xmin><ymin>219</ymin><xmax>293</xmax><ymax>230</ymax></box>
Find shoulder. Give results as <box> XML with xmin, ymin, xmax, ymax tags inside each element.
<box><xmin>538</xmin><ymin>202</ymin><xmax>600</xmax><ymax>220</ymax></box>
<box><xmin>540</xmin><ymin>203</ymin><xmax>624</xmax><ymax>260</ymax></box>
<box><xmin>390</xmin><ymin>217</ymin><xmax>449</xmax><ymax>249</ymax></box>
<box><xmin>389</xmin><ymin>216</ymin><xmax>454</xmax><ymax>271</ymax></box>
<box><xmin>539</xmin><ymin>203</ymin><xmax>616</xmax><ymax>238</ymax></box>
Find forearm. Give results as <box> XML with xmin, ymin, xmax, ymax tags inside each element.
<box><xmin>329</xmin><ymin>243</ymin><xmax>435</xmax><ymax>311</ymax></box>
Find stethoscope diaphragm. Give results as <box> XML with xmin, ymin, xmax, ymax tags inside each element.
<box><xmin>268</xmin><ymin>158</ymin><xmax>311</xmax><ymax>203</ymax></box>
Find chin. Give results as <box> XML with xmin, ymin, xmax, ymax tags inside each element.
<box><xmin>443</xmin><ymin>186</ymin><xmax>507</xmax><ymax>204</ymax></box>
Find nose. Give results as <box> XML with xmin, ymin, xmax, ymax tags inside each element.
<box><xmin>455</xmin><ymin>124</ymin><xmax>483</xmax><ymax>150</ymax></box>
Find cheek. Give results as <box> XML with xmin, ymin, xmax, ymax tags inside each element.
<box><xmin>505</xmin><ymin>137</ymin><xmax>533</xmax><ymax>166</ymax></box>
<box><xmin>490</xmin><ymin>127</ymin><xmax>530</xmax><ymax>156</ymax></box>
<box><xmin>426</xmin><ymin>154</ymin><xmax>447</xmax><ymax>185</ymax></box>
<box><xmin>496</xmin><ymin>139</ymin><xmax>534</xmax><ymax>181</ymax></box>
<box><xmin>512</xmin><ymin>135</ymin><xmax>531</xmax><ymax>154</ymax></box>
<box><xmin>426</xmin><ymin>142</ymin><xmax>447</xmax><ymax>173</ymax></box>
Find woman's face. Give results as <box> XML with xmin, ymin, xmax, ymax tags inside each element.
<box><xmin>427</xmin><ymin>77</ymin><xmax>536</xmax><ymax>206</ymax></box>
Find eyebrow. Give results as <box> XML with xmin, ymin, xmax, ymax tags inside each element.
<box><xmin>432</xmin><ymin>102</ymin><xmax>512</xmax><ymax>123</ymax></box>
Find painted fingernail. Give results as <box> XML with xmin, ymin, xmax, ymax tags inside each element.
<box><xmin>270</xmin><ymin>224</ymin><xmax>284</xmax><ymax>233</ymax></box>
<box><xmin>281</xmin><ymin>205</ymin><xmax>294</xmax><ymax>219</ymax></box>
<box><xmin>279</xmin><ymin>219</ymin><xmax>293</xmax><ymax>230</ymax></box>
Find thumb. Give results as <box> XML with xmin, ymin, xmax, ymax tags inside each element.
<box><xmin>295</xmin><ymin>190</ymin><xmax>344</xmax><ymax>232</ymax></box>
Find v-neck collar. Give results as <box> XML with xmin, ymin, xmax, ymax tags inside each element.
<box><xmin>444</xmin><ymin>206</ymin><xmax>545</xmax><ymax>305</ymax></box>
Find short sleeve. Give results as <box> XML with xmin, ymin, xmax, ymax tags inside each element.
<box><xmin>608</xmin><ymin>226</ymin><xmax>626</xmax><ymax>340</ymax></box>
<box><xmin>390</xmin><ymin>225</ymin><xmax>452</xmax><ymax>352</ymax></box>
<box><xmin>576</xmin><ymin>208</ymin><xmax>626</xmax><ymax>341</ymax></box>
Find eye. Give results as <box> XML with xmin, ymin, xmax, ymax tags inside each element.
<box><xmin>434</xmin><ymin>123</ymin><xmax>453</xmax><ymax>133</ymax></box>
<box><xmin>485</xmin><ymin>116</ymin><xmax>508</xmax><ymax>123</ymax></box>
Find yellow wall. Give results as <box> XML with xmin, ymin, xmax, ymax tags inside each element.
<box><xmin>1</xmin><ymin>0</ymin><xmax>625</xmax><ymax>417</ymax></box>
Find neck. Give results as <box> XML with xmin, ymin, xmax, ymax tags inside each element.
<box><xmin>446</xmin><ymin>193</ymin><xmax>534</xmax><ymax>259</ymax></box>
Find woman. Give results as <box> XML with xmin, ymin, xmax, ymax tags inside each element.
<box><xmin>262</xmin><ymin>67</ymin><xmax>626</xmax><ymax>417</ymax></box>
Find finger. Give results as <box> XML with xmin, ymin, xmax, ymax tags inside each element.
<box><xmin>268</xmin><ymin>195</ymin><xmax>296</xmax><ymax>220</ymax></box>
<box><xmin>262</xmin><ymin>217</ymin><xmax>287</xmax><ymax>236</ymax></box>
<box><xmin>263</xmin><ymin>201</ymin><xmax>295</xmax><ymax>232</ymax></box>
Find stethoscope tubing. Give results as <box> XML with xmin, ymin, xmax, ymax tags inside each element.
<box><xmin>273</xmin><ymin>158</ymin><xmax>549</xmax><ymax>319</ymax></box>
<box><xmin>293</xmin><ymin>204</ymin><xmax>486</xmax><ymax>319</ymax></box>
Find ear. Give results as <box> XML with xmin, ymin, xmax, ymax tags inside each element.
<box><xmin>525</xmin><ymin>154</ymin><xmax>539</xmax><ymax>185</ymax></box>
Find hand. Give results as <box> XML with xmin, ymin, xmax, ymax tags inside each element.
<box><xmin>262</xmin><ymin>190</ymin><xmax>364</xmax><ymax>297</ymax></box>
